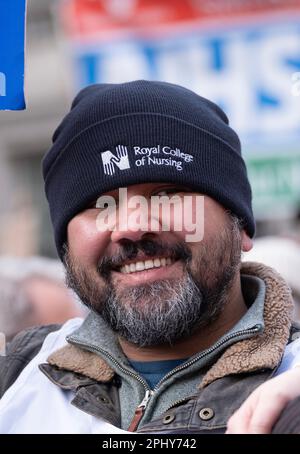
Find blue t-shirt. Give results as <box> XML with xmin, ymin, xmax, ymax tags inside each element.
<box><xmin>129</xmin><ymin>358</ymin><xmax>188</xmax><ymax>389</ymax></box>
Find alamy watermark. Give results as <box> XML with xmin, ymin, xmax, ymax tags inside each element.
<box><xmin>95</xmin><ymin>188</ymin><xmax>204</xmax><ymax>242</ymax></box>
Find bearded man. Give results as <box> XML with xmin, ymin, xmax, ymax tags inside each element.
<box><xmin>1</xmin><ymin>80</ymin><xmax>300</xmax><ymax>434</ymax></box>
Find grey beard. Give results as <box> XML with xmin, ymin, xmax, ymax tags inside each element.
<box><xmin>65</xmin><ymin>263</ymin><xmax>232</xmax><ymax>347</ymax></box>
<box><xmin>100</xmin><ymin>273</ymin><xmax>206</xmax><ymax>347</ymax></box>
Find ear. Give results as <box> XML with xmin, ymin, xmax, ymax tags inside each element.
<box><xmin>241</xmin><ymin>230</ymin><xmax>253</xmax><ymax>252</ymax></box>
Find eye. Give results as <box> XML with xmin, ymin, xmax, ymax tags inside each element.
<box><xmin>98</xmin><ymin>202</ymin><xmax>109</xmax><ymax>209</ymax></box>
<box><xmin>87</xmin><ymin>200</ymin><xmax>112</xmax><ymax>210</ymax></box>
<box><xmin>96</xmin><ymin>201</ymin><xmax>115</xmax><ymax>210</ymax></box>
<box><xmin>153</xmin><ymin>187</ymin><xmax>190</xmax><ymax>197</ymax></box>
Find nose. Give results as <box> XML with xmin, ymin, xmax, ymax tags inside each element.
<box><xmin>110</xmin><ymin>199</ymin><xmax>160</xmax><ymax>244</ymax></box>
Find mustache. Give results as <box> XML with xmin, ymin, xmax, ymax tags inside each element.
<box><xmin>98</xmin><ymin>238</ymin><xmax>192</xmax><ymax>278</ymax></box>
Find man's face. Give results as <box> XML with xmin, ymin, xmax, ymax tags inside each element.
<box><xmin>65</xmin><ymin>182</ymin><xmax>244</xmax><ymax>346</ymax></box>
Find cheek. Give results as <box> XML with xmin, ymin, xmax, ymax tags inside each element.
<box><xmin>170</xmin><ymin>196</ymin><xmax>204</xmax><ymax>243</ymax></box>
<box><xmin>202</xmin><ymin>198</ymin><xmax>229</xmax><ymax>241</ymax></box>
<box><xmin>67</xmin><ymin>210</ymin><xmax>110</xmax><ymax>265</ymax></box>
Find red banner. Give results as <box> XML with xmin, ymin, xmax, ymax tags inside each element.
<box><xmin>60</xmin><ymin>0</ymin><xmax>300</xmax><ymax>41</ymax></box>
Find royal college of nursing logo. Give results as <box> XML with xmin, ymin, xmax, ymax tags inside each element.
<box><xmin>101</xmin><ymin>144</ymin><xmax>194</xmax><ymax>175</ymax></box>
<box><xmin>101</xmin><ymin>145</ymin><xmax>131</xmax><ymax>176</ymax></box>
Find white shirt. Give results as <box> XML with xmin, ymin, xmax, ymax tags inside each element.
<box><xmin>0</xmin><ymin>318</ymin><xmax>128</xmax><ymax>434</ymax></box>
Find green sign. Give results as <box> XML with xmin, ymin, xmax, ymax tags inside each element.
<box><xmin>246</xmin><ymin>154</ymin><xmax>300</xmax><ymax>216</ymax></box>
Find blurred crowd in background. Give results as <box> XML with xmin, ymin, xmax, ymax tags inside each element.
<box><xmin>0</xmin><ymin>0</ymin><xmax>300</xmax><ymax>344</ymax></box>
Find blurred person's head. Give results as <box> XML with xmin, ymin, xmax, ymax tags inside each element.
<box><xmin>0</xmin><ymin>257</ymin><xmax>84</xmax><ymax>341</ymax></box>
<box><xmin>43</xmin><ymin>80</ymin><xmax>255</xmax><ymax>351</ymax></box>
<box><xmin>244</xmin><ymin>236</ymin><xmax>300</xmax><ymax>321</ymax></box>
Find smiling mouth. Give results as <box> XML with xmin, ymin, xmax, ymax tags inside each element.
<box><xmin>114</xmin><ymin>256</ymin><xmax>176</xmax><ymax>274</ymax></box>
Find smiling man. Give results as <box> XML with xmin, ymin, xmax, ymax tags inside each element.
<box><xmin>0</xmin><ymin>80</ymin><xmax>300</xmax><ymax>434</ymax></box>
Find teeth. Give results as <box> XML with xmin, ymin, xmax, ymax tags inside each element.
<box><xmin>130</xmin><ymin>263</ymin><xmax>136</xmax><ymax>272</ymax></box>
<box><xmin>154</xmin><ymin>258</ymin><xmax>161</xmax><ymax>267</ymax></box>
<box><xmin>135</xmin><ymin>261</ymin><xmax>145</xmax><ymax>271</ymax></box>
<box><xmin>145</xmin><ymin>260</ymin><xmax>154</xmax><ymax>269</ymax></box>
<box><xmin>119</xmin><ymin>257</ymin><xmax>174</xmax><ymax>274</ymax></box>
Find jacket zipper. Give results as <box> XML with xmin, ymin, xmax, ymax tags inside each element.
<box><xmin>67</xmin><ymin>324</ymin><xmax>261</xmax><ymax>430</ymax></box>
<box><xmin>66</xmin><ymin>335</ymin><xmax>152</xmax><ymax>431</ymax></box>
<box><xmin>127</xmin><ymin>389</ymin><xmax>154</xmax><ymax>432</ymax></box>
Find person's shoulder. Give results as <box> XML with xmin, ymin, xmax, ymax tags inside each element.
<box><xmin>0</xmin><ymin>324</ymin><xmax>61</xmax><ymax>398</ymax></box>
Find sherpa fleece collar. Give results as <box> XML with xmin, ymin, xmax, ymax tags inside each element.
<box><xmin>47</xmin><ymin>262</ymin><xmax>294</xmax><ymax>387</ymax></box>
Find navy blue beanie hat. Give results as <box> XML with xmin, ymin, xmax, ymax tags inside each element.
<box><xmin>43</xmin><ymin>80</ymin><xmax>255</xmax><ymax>260</ymax></box>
